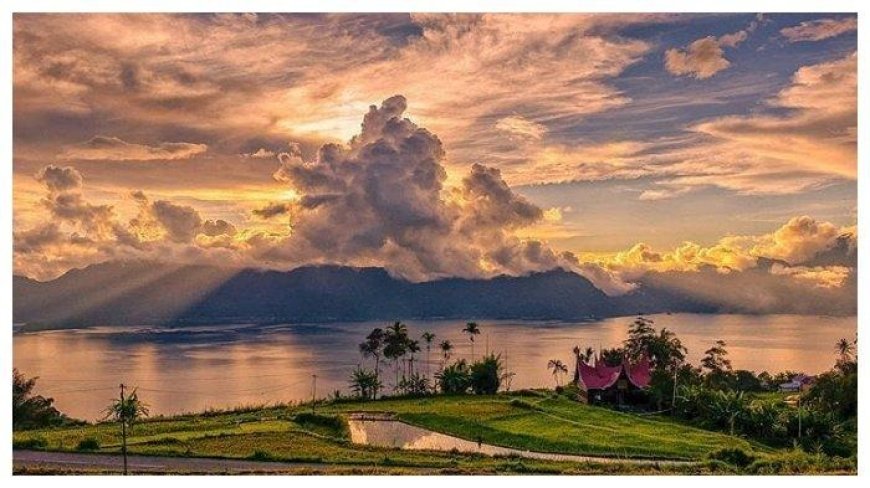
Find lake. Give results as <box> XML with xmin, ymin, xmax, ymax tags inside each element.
<box><xmin>13</xmin><ymin>313</ymin><xmax>855</xmax><ymax>420</ymax></box>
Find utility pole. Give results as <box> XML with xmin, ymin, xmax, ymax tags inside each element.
<box><xmin>672</xmin><ymin>363</ymin><xmax>679</xmax><ymax>415</ymax></box>
<box><xmin>311</xmin><ymin>374</ymin><xmax>317</xmax><ymax>412</ymax></box>
<box><xmin>119</xmin><ymin>383</ymin><xmax>128</xmax><ymax>476</ymax></box>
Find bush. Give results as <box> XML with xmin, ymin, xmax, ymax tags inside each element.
<box><xmin>76</xmin><ymin>437</ymin><xmax>101</xmax><ymax>451</ymax></box>
<box><xmin>437</xmin><ymin>360</ymin><xmax>471</xmax><ymax>394</ymax></box>
<box><xmin>707</xmin><ymin>447</ymin><xmax>756</xmax><ymax>467</ymax></box>
<box><xmin>13</xmin><ymin>437</ymin><xmax>47</xmax><ymax>450</ymax></box>
<box><xmin>746</xmin><ymin>449</ymin><xmax>855</xmax><ymax>474</ymax></box>
<box><xmin>248</xmin><ymin>450</ymin><xmax>275</xmax><ymax>461</ymax></box>
<box><xmin>469</xmin><ymin>354</ymin><xmax>503</xmax><ymax>395</ymax></box>
<box><xmin>292</xmin><ymin>412</ymin><xmax>348</xmax><ymax>438</ymax></box>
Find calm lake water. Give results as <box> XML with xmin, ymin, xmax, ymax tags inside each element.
<box><xmin>13</xmin><ymin>313</ymin><xmax>855</xmax><ymax>420</ymax></box>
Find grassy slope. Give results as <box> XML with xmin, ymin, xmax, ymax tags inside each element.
<box><xmin>17</xmin><ymin>394</ymin><xmax>756</xmax><ymax>463</ymax></box>
<box><xmin>323</xmin><ymin>394</ymin><xmax>757</xmax><ymax>459</ymax></box>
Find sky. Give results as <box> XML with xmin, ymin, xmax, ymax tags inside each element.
<box><xmin>12</xmin><ymin>13</ymin><xmax>857</xmax><ymax>303</ymax></box>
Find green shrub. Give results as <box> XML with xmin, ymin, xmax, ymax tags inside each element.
<box><xmin>707</xmin><ymin>447</ymin><xmax>756</xmax><ymax>467</ymax></box>
<box><xmin>13</xmin><ymin>437</ymin><xmax>47</xmax><ymax>450</ymax></box>
<box><xmin>746</xmin><ymin>449</ymin><xmax>855</xmax><ymax>474</ymax></box>
<box><xmin>248</xmin><ymin>450</ymin><xmax>275</xmax><ymax>461</ymax></box>
<box><xmin>76</xmin><ymin>437</ymin><xmax>101</xmax><ymax>451</ymax></box>
<box><xmin>292</xmin><ymin>412</ymin><xmax>348</xmax><ymax>438</ymax></box>
<box><xmin>437</xmin><ymin>360</ymin><xmax>471</xmax><ymax>394</ymax></box>
<box><xmin>470</xmin><ymin>354</ymin><xmax>503</xmax><ymax>395</ymax></box>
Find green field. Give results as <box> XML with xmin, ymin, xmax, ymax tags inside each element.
<box><xmin>12</xmin><ymin>392</ymin><xmax>853</xmax><ymax>474</ymax></box>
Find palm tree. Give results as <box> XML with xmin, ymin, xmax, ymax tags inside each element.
<box><xmin>421</xmin><ymin>331</ymin><xmax>436</xmax><ymax>380</ymax></box>
<box><xmin>837</xmin><ymin>338</ymin><xmax>855</xmax><ymax>361</ymax></box>
<box><xmin>463</xmin><ymin>322</ymin><xmax>481</xmax><ymax>361</ymax></box>
<box><xmin>407</xmin><ymin>340</ymin><xmax>421</xmax><ymax>378</ymax></box>
<box><xmin>384</xmin><ymin>322</ymin><xmax>410</xmax><ymax>391</ymax></box>
<box><xmin>439</xmin><ymin>340</ymin><xmax>453</xmax><ymax>368</ymax></box>
<box><xmin>547</xmin><ymin>359</ymin><xmax>568</xmax><ymax>388</ymax></box>
<box><xmin>359</xmin><ymin>328</ymin><xmax>384</xmax><ymax>398</ymax></box>
<box><xmin>105</xmin><ymin>386</ymin><xmax>149</xmax><ymax>475</ymax></box>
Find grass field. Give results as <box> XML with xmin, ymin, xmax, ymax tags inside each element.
<box><xmin>12</xmin><ymin>392</ymin><xmax>854</xmax><ymax>474</ymax></box>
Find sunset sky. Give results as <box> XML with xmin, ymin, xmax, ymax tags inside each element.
<box><xmin>12</xmin><ymin>13</ymin><xmax>857</xmax><ymax>298</ymax></box>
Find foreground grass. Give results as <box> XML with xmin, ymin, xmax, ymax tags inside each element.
<box><xmin>12</xmin><ymin>392</ymin><xmax>855</xmax><ymax>474</ymax></box>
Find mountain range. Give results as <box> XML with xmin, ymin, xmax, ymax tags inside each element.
<box><xmin>13</xmin><ymin>255</ymin><xmax>856</xmax><ymax>330</ymax></box>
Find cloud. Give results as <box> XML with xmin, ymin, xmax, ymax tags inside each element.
<box><xmin>59</xmin><ymin>136</ymin><xmax>207</xmax><ymax>161</ymax></box>
<box><xmin>664</xmin><ymin>19</ymin><xmax>757</xmax><ymax>79</ymax></box>
<box><xmin>595</xmin><ymin>216</ymin><xmax>855</xmax><ymax>285</ymax></box>
<box><xmin>252</xmin><ymin>201</ymin><xmax>295</xmax><ymax>219</ymax></box>
<box><xmin>780</xmin><ymin>17</ymin><xmax>857</xmax><ymax>43</ymax></box>
<box><xmin>241</xmin><ymin>148</ymin><xmax>277</xmax><ymax>159</ymax></box>
<box><xmin>687</xmin><ymin>52</ymin><xmax>856</xmax><ymax>185</ymax></box>
<box><xmin>10</xmin><ymin>97</ymin><xmax>857</xmax><ymax>313</ymax></box>
<box><xmin>664</xmin><ymin>36</ymin><xmax>732</xmax><ymax>79</ymax></box>
<box><xmin>495</xmin><ymin>116</ymin><xmax>547</xmax><ymax>140</ymax></box>
<box><xmin>149</xmin><ymin>200</ymin><xmax>204</xmax><ymax>243</ymax></box>
<box><xmin>768</xmin><ymin>263</ymin><xmax>851</xmax><ymax>289</ymax></box>
<box><xmin>750</xmin><ymin>216</ymin><xmax>842</xmax><ymax>264</ymax></box>
<box><xmin>35</xmin><ymin>164</ymin><xmax>83</xmax><ymax>193</ymax></box>
<box><xmin>201</xmin><ymin>219</ymin><xmax>237</xmax><ymax>237</ymax></box>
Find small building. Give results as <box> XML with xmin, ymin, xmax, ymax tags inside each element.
<box><xmin>576</xmin><ymin>354</ymin><xmax>651</xmax><ymax>406</ymax></box>
<box><xmin>779</xmin><ymin>374</ymin><xmax>815</xmax><ymax>392</ymax></box>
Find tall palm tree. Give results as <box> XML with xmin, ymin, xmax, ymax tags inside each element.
<box><xmin>421</xmin><ymin>331</ymin><xmax>436</xmax><ymax>380</ymax></box>
<box><xmin>462</xmin><ymin>322</ymin><xmax>481</xmax><ymax>361</ymax></box>
<box><xmin>384</xmin><ymin>322</ymin><xmax>410</xmax><ymax>390</ymax></box>
<box><xmin>407</xmin><ymin>340</ymin><xmax>420</xmax><ymax>377</ymax></box>
<box><xmin>439</xmin><ymin>340</ymin><xmax>453</xmax><ymax>368</ymax></box>
<box><xmin>359</xmin><ymin>328</ymin><xmax>385</xmax><ymax>398</ymax></box>
<box><xmin>547</xmin><ymin>359</ymin><xmax>568</xmax><ymax>388</ymax></box>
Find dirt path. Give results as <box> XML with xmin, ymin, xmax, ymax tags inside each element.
<box><xmin>13</xmin><ymin>450</ymin><xmax>340</xmax><ymax>474</ymax></box>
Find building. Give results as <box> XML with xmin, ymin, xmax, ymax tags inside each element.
<box><xmin>576</xmin><ymin>354</ymin><xmax>652</xmax><ymax>406</ymax></box>
<box><xmin>779</xmin><ymin>374</ymin><xmax>815</xmax><ymax>392</ymax></box>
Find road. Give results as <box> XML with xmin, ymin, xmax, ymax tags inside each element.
<box><xmin>13</xmin><ymin>450</ymin><xmax>338</xmax><ymax>474</ymax></box>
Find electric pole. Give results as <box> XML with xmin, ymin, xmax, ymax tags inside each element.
<box><xmin>311</xmin><ymin>374</ymin><xmax>317</xmax><ymax>412</ymax></box>
<box><xmin>119</xmin><ymin>383</ymin><xmax>128</xmax><ymax>475</ymax></box>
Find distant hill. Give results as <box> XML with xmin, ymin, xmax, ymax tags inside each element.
<box><xmin>14</xmin><ymin>261</ymin><xmax>623</xmax><ymax>329</ymax></box>
<box><xmin>13</xmin><ymin>258</ymin><xmax>856</xmax><ymax>330</ymax></box>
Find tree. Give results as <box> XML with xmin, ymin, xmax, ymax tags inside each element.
<box><xmin>439</xmin><ymin>340</ymin><xmax>453</xmax><ymax>367</ymax></box>
<box><xmin>407</xmin><ymin>339</ymin><xmax>421</xmax><ymax>379</ymax></box>
<box><xmin>383</xmin><ymin>322</ymin><xmax>410</xmax><ymax>391</ymax></box>
<box><xmin>421</xmin><ymin>331</ymin><xmax>436</xmax><ymax>380</ymax></box>
<box><xmin>359</xmin><ymin>327</ymin><xmax>385</xmax><ymax>398</ymax></box>
<box><xmin>470</xmin><ymin>354</ymin><xmax>503</xmax><ymax>394</ymax></box>
<box><xmin>105</xmin><ymin>385</ymin><xmax>149</xmax><ymax>475</ymax></box>
<box><xmin>836</xmin><ymin>337</ymin><xmax>855</xmax><ymax>361</ymax></box>
<box><xmin>349</xmin><ymin>367</ymin><xmax>381</xmax><ymax>400</ymax></box>
<box><xmin>547</xmin><ymin>359</ymin><xmax>568</xmax><ymax>387</ymax></box>
<box><xmin>624</xmin><ymin>316</ymin><xmax>686</xmax><ymax>371</ymax></box>
<box><xmin>13</xmin><ymin>368</ymin><xmax>74</xmax><ymax>430</ymax></box>
<box><xmin>462</xmin><ymin>322</ymin><xmax>481</xmax><ymax>360</ymax></box>
<box><xmin>599</xmin><ymin>347</ymin><xmax>624</xmax><ymax>366</ymax></box>
<box><xmin>437</xmin><ymin>360</ymin><xmax>471</xmax><ymax>394</ymax></box>
<box><xmin>702</xmin><ymin>340</ymin><xmax>732</xmax><ymax>372</ymax></box>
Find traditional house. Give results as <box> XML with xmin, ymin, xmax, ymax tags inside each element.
<box><xmin>779</xmin><ymin>374</ymin><xmax>815</xmax><ymax>392</ymax></box>
<box><xmin>575</xmin><ymin>354</ymin><xmax>652</xmax><ymax>406</ymax></box>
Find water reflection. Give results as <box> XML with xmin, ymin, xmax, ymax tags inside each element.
<box><xmin>13</xmin><ymin>314</ymin><xmax>855</xmax><ymax>420</ymax></box>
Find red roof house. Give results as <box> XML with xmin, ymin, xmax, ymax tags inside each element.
<box><xmin>576</xmin><ymin>354</ymin><xmax>652</xmax><ymax>404</ymax></box>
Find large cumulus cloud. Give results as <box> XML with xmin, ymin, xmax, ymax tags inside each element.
<box><xmin>256</xmin><ymin>95</ymin><xmax>620</xmax><ymax>288</ymax></box>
